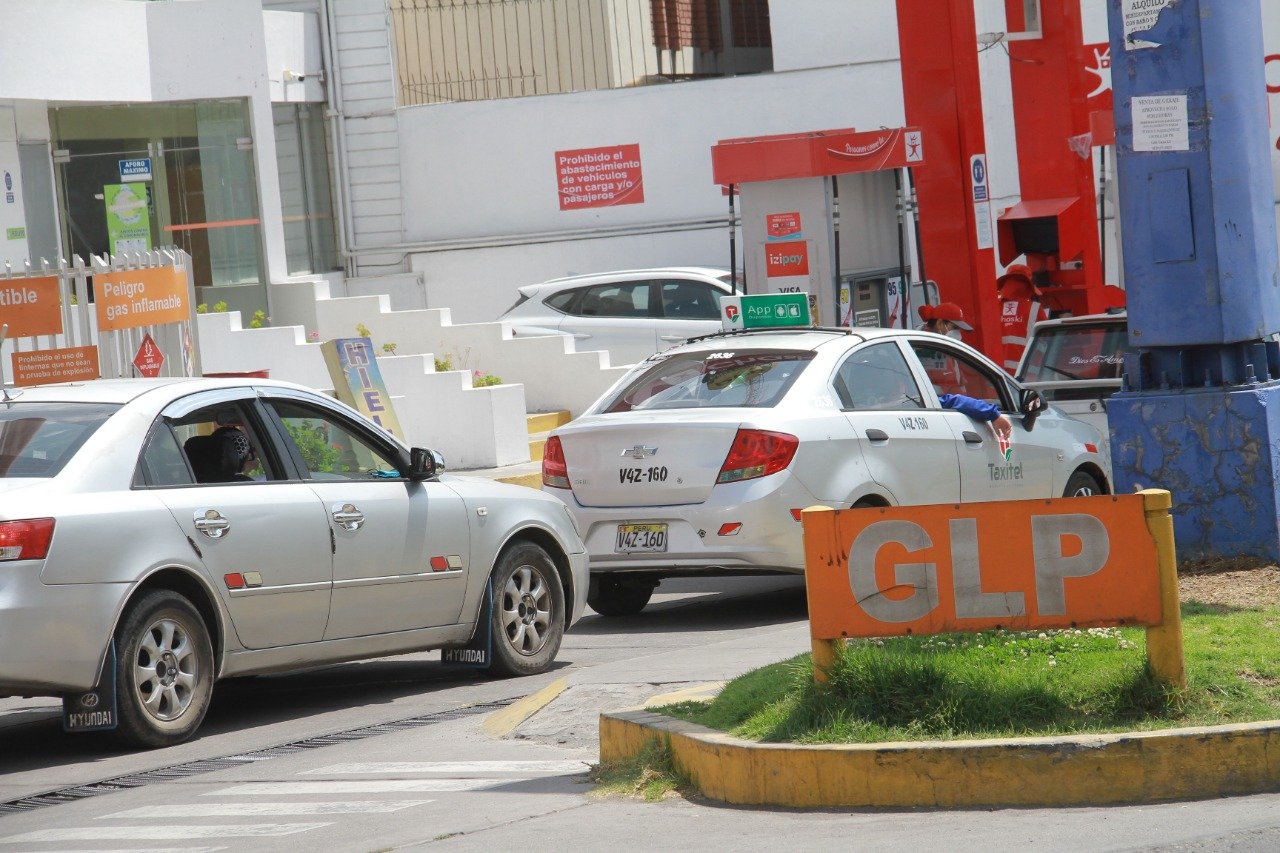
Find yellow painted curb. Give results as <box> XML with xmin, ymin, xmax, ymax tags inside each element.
<box><xmin>600</xmin><ymin>710</ymin><xmax>1280</xmax><ymax>808</ymax></box>
<box><xmin>496</xmin><ymin>471</ymin><xmax>542</xmax><ymax>490</ymax></box>
<box><xmin>643</xmin><ymin>682</ymin><xmax>726</xmax><ymax>708</ymax></box>
<box><xmin>483</xmin><ymin>677</ymin><xmax>568</xmax><ymax>738</ymax></box>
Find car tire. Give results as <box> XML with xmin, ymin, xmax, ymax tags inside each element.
<box><xmin>113</xmin><ymin>590</ymin><xmax>215</xmax><ymax>749</ymax></box>
<box><xmin>587</xmin><ymin>576</ymin><xmax>655</xmax><ymax>617</ymax></box>
<box><xmin>1063</xmin><ymin>470</ymin><xmax>1103</xmax><ymax>498</ymax></box>
<box><xmin>488</xmin><ymin>542</ymin><xmax>565</xmax><ymax>678</ymax></box>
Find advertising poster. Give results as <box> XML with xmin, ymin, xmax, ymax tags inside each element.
<box><xmin>321</xmin><ymin>337</ymin><xmax>405</xmax><ymax>440</ymax></box>
<box><xmin>103</xmin><ymin>182</ymin><xmax>152</xmax><ymax>256</ymax></box>
<box><xmin>555</xmin><ymin>144</ymin><xmax>644</xmax><ymax>210</ymax></box>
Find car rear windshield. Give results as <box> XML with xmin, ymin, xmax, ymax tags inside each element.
<box><xmin>601</xmin><ymin>349</ymin><xmax>814</xmax><ymax>412</ymax></box>
<box><xmin>1018</xmin><ymin>321</ymin><xmax>1127</xmax><ymax>384</ymax></box>
<box><xmin>0</xmin><ymin>402</ymin><xmax>120</xmax><ymax>477</ymax></box>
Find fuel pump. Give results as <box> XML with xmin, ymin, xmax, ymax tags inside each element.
<box><xmin>710</xmin><ymin>127</ymin><xmax>931</xmax><ymax>330</ymax></box>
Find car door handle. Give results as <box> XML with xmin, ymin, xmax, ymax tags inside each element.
<box><xmin>572</xmin><ymin>333</ymin><xmax>591</xmax><ymax>339</ymax></box>
<box><xmin>331</xmin><ymin>503</ymin><xmax>365</xmax><ymax>531</ymax></box>
<box><xmin>963</xmin><ymin>431</ymin><xmax>984</xmax><ymax>444</ymax></box>
<box><xmin>193</xmin><ymin>510</ymin><xmax>230</xmax><ymax>539</ymax></box>
<box><xmin>865</xmin><ymin>429</ymin><xmax>889</xmax><ymax>441</ymax></box>
<box><xmin>659</xmin><ymin>335</ymin><xmax>685</xmax><ymax>341</ymax></box>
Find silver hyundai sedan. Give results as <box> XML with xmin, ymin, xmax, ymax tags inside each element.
<box><xmin>0</xmin><ymin>378</ymin><xmax>587</xmax><ymax>747</ymax></box>
<box><xmin>542</xmin><ymin>327</ymin><xmax>1109</xmax><ymax>616</ymax></box>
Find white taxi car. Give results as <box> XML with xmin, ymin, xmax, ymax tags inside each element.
<box><xmin>541</xmin><ymin>327</ymin><xmax>1108</xmax><ymax>616</ymax></box>
<box><xmin>0</xmin><ymin>378</ymin><xmax>587</xmax><ymax>747</ymax></box>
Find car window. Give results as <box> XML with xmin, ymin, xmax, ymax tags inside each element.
<box><xmin>601</xmin><ymin>349</ymin><xmax>814</xmax><ymax>412</ymax></box>
<box><xmin>157</xmin><ymin>403</ymin><xmax>273</xmax><ymax>485</ymax></box>
<box><xmin>660</xmin><ymin>281</ymin><xmax>722</xmax><ymax>320</ymax></box>
<box><xmin>268</xmin><ymin>400</ymin><xmax>400</xmax><ymax>481</ymax></box>
<box><xmin>910</xmin><ymin>342</ymin><xmax>1007</xmax><ymax>409</ymax></box>
<box><xmin>0</xmin><ymin>402</ymin><xmax>118</xmax><ymax>478</ymax></box>
<box><xmin>1019</xmin><ymin>321</ymin><xmax>1127</xmax><ymax>383</ymax></box>
<box><xmin>578</xmin><ymin>282</ymin><xmax>653</xmax><ymax>318</ymax></box>
<box><xmin>544</xmin><ymin>289</ymin><xmax>579</xmax><ymax>313</ymax></box>
<box><xmin>834</xmin><ymin>342</ymin><xmax>925</xmax><ymax>410</ymax></box>
<box><xmin>137</xmin><ymin>423</ymin><xmax>194</xmax><ymax>486</ymax></box>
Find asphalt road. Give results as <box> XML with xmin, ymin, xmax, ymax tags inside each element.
<box><xmin>2</xmin><ymin>576</ymin><xmax>1279</xmax><ymax>852</ymax></box>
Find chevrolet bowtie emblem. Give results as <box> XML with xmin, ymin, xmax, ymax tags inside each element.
<box><xmin>621</xmin><ymin>445</ymin><xmax>658</xmax><ymax>459</ymax></box>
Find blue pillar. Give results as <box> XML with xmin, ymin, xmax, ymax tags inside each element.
<box><xmin>1107</xmin><ymin>0</ymin><xmax>1280</xmax><ymax>559</ymax></box>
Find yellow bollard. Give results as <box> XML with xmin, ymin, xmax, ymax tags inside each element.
<box><xmin>1140</xmin><ymin>489</ymin><xmax>1187</xmax><ymax>690</ymax></box>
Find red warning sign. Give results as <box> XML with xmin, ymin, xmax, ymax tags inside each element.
<box><xmin>133</xmin><ymin>333</ymin><xmax>165</xmax><ymax>378</ymax></box>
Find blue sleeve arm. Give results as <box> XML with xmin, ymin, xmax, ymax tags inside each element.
<box><xmin>939</xmin><ymin>394</ymin><xmax>1001</xmax><ymax>422</ymax></box>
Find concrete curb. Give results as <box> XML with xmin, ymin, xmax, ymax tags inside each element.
<box><xmin>599</xmin><ymin>710</ymin><xmax>1280</xmax><ymax>808</ymax></box>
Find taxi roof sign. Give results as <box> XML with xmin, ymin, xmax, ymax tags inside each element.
<box><xmin>720</xmin><ymin>293</ymin><xmax>812</xmax><ymax>331</ymax></box>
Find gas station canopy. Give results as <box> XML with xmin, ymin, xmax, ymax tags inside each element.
<box><xmin>710</xmin><ymin>127</ymin><xmax>925</xmax><ymax>185</ymax></box>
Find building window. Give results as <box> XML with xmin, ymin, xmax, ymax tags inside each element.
<box><xmin>273</xmin><ymin>103</ymin><xmax>339</xmax><ymax>276</ymax></box>
<box><xmin>389</xmin><ymin>0</ymin><xmax>772</xmax><ymax>106</ymax></box>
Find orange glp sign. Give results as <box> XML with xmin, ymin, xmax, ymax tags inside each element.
<box><xmin>802</xmin><ymin>496</ymin><xmax>1161</xmax><ymax>639</ymax></box>
<box><xmin>95</xmin><ymin>267</ymin><xmax>191</xmax><ymax>332</ymax></box>
<box><xmin>0</xmin><ymin>275</ymin><xmax>63</xmax><ymax>338</ymax></box>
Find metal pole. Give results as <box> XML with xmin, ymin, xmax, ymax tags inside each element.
<box><xmin>895</xmin><ymin>168</ymin><xmax>910</xmax><ymax>329</ymax></box>
<box><xmin>728</xmin><ymin>184</ymin><xmax>738</xmax><ymax>293</ymax></box>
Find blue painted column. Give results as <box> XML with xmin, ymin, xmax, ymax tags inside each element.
<box><xmin>1107</xmin><ymin>0</ymin><xmax>1280</xmax><ymax>559</ymax></box>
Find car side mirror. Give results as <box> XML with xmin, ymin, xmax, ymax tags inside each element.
<box><xmin>408</xmin><ymin>447</ymin><xmax>445</xmax><ymax>481</ymax></box>
<box><xmin>1019</xmin><ymin>388</ymin><xmax>1045</xmax><ymax>431</ymax></box>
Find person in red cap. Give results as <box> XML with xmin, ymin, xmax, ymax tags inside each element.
<box><xmin>918</xmin><ymin>302</ymin><xmax>974</xmax><ymax>337</ymax></box>
<box><xmin>917</xmin><ymin>302</ymin><xmax>973</xmax><ymax>396</ymax></box>
<box><xmin>997</xmin><ymin>264</ymin><xmax>1050</xmax><ymax>375</ymax></box>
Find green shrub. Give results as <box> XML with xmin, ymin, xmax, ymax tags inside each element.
<box><xmin>212</xmin><ymin>300</ymin><xmax>228</xmax><ymax>313</ymax></box>
<box><xmin>473</xmin><ymin>371</ymin><xmax>502</xmax><ymax>387</ymax></box>
<box><xmin>249</xmin><ymin>309</ymin><xmax>267</xmax><ymax>329</ymax></box>
<box><xmin>283</xmin><ymin>420</ymin><xmax>341</xmax><ymax>475</ymax></box>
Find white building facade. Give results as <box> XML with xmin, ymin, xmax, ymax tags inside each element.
<box><xmin>1</xmin><ymin>0</ymin><xmax>1279</xmax><ymax>327</ymax></box>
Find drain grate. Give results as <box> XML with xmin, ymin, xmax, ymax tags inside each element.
<box><xmin>0</xmin><ymin>699</ymin><xmax>513</xmax><ymax>816</ymax></box>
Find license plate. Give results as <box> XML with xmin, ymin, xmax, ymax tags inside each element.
<box><xmin>615</xmin><ymin>523</ymin><xmax>668</xmax><ymax>553</ymax></box>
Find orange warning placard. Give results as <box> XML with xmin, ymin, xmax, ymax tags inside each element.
<box><xmin>11</xmin><ymin>346</ymin><xmax>100</xmax><ymax>387</ymax></box>
<box><xmin>802</xmin><ymin>496</ymin><xmax>1161</xmax><ymax>639</ymax></box>
<box><xmin>95</xmin><ymin>267</ymin><xmax>191</xmax><ymax>332</ymax></box>
<box><xmin>0</xmin><ymin>275</ymin><xmax>62</xmax><ymax>338</ymax></box>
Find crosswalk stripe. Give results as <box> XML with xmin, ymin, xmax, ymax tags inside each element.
<box><xmin>1</xmin><ymin>824</ymin><xmax>330</xmax><ymax>843</ymax></box>
<box><xmin>205</xmin><ymin>780</ymin><xmax>501</xmax><ymax>795</ymax></box>
<box><xmin>100</xmin><ymin>800</ymin><xmax>434</xmax><ymax>818</ymax></box>
<box><xmin>301</xmin><ymin>760</ymin><xmax>589</xmax><ymax>775</ymax></box>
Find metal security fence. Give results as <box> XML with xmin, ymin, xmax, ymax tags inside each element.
<box><xmin>0</xmin><ymin>248</ymin><xmax>199</xmax><ymax>386</ymax></box>
<box><xmin>389</xmin><ymin>0</ymin><xmax>772</xmax><ymax>106</ymax></box>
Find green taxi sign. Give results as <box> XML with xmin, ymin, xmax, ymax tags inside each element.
<box><xmin>719</xmin><ymin>293</ymin><xmax>812</xmax><ymax>331</ymax></box>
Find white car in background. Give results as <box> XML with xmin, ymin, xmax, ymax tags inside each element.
<box><xmin>541</xmin><ymin>327</ymin><xmax>1109</xmax><ymax>616</ymax></box>
<box><xmin>0</xmin><ymin>378</ymin><xmax>588</xmax><ymax>748</ymax></box>
<box><xmin>499</xmin><ymin>267</ymin><xmax>737</xmax><ymax>364</ymax></box>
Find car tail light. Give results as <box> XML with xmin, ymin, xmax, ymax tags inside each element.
<box><xmin>716</xmin><ymin>429</ymin><xmax>799</xmax><ymax>484</ymax></box>
<box><xmin>0</xmin><ymin>518</ymin><xmax>55</xmax><ymax>561</ymax></box>
<box><xmin>542</xmin><ymin>436</ymin><xmax>571</xmax><ymax>490</ymax></box>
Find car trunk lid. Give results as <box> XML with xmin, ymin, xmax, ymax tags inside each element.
<box><xmin>555</xmin><ymin>413</ymin><xmax>746</xmax><ymax>507</ymax></box>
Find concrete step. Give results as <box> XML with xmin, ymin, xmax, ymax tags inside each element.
<box><xmin>527</xmin><ymin>410</ymin><xmax>572</xmax><ymax>434</ymax></box>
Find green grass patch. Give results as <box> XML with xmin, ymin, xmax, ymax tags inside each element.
<box><xmin>656</xmin><ymin>603</ymin><xmax>1280</xmax><ymax>744</ymax></box>
<box><xmin>589</xmin><ymin>738</ymin><xmax>690</xmax><ymax>801</ymax></box>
